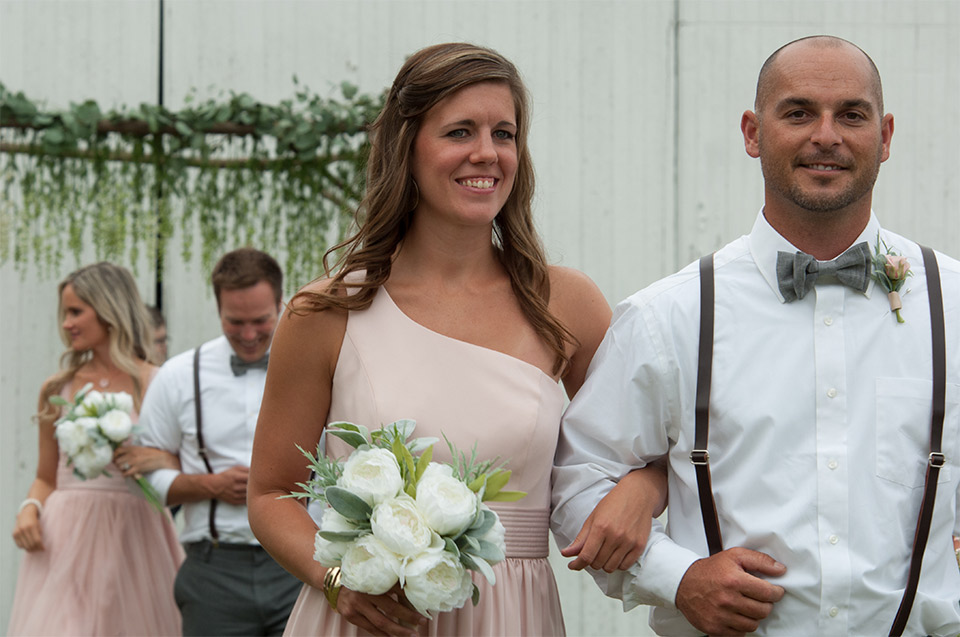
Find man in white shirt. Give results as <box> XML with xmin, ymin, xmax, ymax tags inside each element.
<box><xmin>552</xmin><ymin>36</ymin><xmax>960</xmax><ymax>635</ymax></box>
<box><xmin>140</xmin><ymin>248</ymin><xmax>300</xmax><ymax>636</ymax></box>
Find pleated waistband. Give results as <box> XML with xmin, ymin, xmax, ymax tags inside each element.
<box><xmin>491</xmin><ymin>507</ymin><xmax>549</xmax><ymax>559</ymax></box>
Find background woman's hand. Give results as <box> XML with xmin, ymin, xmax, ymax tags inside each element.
<box><xmin>336</xmin><ymin>584</ymin><xmax>426</xmax><ymax>637</ymax></box>
<box><xmin>12</xmin><ymin>505</ymin><xmax>44</xmax><ymax>552</ymax></box>
<box><xmin>113</xmin><ymin>445</ymin><xmax>180</xmax><ymax>477</ymax></box>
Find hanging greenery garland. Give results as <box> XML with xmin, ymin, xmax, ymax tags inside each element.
<box><xmin>0</xmin><ymin>80</ymin><xmax>385</xmax><ymax>288</ymax></box>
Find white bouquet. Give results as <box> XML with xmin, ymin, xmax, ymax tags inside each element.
<box><xmin>290</xmin><ymin>420</ymin><xmax>523</xmax><ymax>617</ymax></box>
<box><xmin>51</xmin><ymin>383</ymin><xmax>163</xmax><ymax>511</ymax></box>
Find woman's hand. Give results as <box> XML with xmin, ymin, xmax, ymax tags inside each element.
<box><xmin>12</xmin><ymin>504</ymin><xmax>44</xmax><ymax>552</ymax></box>
<box><xmin>561</xmin><ymin>465</ymin><xmax>668</xmax><ymax>573</ymax></box>
<box><xmin>336</xmin><ymin>584</ymin><xmax>426</xmax><ymax>637</ymax></box>
<box><xmin>114</xmin><ymin>445</ymin><xmax>180</xmax><ymax>478</ymax></box>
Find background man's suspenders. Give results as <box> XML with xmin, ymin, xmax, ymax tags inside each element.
<box><xmin>192</xmin><ymin>345</ymin><xmax>220</xmax><ymax>546</ymax></box>
<box><xmin>693</xmin><ymin>247</ymin><xmax>946</xmax><ymax>636</ymax></box>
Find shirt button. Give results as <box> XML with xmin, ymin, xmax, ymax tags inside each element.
<box><xmin>827</xmin><ymin>388</ymin><xmax>838</xmax><ymax>398</ymax></box>
<box><xmin>824</xmin><ymin>316</ymin><xmax>834</xmax><ymax>326</ymax></box>
<box><xmin>828</xmin><ymin>459</ymin><xmax>838</xmax><ymax>470</ymax></box>
<box><xmin>829</xmin><ymin>535</ymin><xmax>839</xmax><ymax>545</ymax></box>
<box><xmin>829</xmin><ymin>607</ymin><xmax>839</xmax><ymax>617</ymax></box>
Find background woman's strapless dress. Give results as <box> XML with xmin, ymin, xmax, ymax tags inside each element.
<box><xmin>7</xmin><ymin>387</ymin><xmax>184</xmax><ymax>636</ymax></box>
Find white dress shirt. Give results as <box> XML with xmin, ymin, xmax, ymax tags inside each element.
<box><xmin>552</xmin><ymin>212</ymin><xmax>960</xmax><ymax>636</ymax></box>
<box><xmin>140</xmin><ymin>335</ymin><xmax>266</xmax><ymax>545</ymax></box>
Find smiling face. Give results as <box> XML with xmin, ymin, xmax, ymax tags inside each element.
<box><xmin>218</xmin><ymin>280</ymin><xmax>280</xmax><ymax>362</ymax></box>
<box><xmin>742</xmin><ymin>39</ymin><xmax>893</xmax><ymax>224</ymax></box>
<box><xmin>60</xmin><ymin>283</ymin><xmax>109</xmax><ymax>352</ymax></box>
<box><xmin>410</xmin><ymin>81</ymin><xmax>519</xmax><ymax>229</ymax></box>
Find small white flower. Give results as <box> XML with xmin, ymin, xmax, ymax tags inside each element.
<box><xmin>371</xmin><ymin>494</ymin><xmax>435</xmax><ymax>557</ymax></box>
<box><xmin>80</xmin><ymin>390</ymin><xmax>106</xmax><ymax>416</ymax></box>
<box><xmin>55</xmin><ymin>420</ymin><xmax>92</xmax><ymax>456</ymax></box>
<box><xmin>313</xmin><ymin>507</ymin><xmax>359</xmax><ymax>567</ymax></box>
<box><xmin>110</xmin><ymin>392</ymin><xmax>134</xmax><ymax>414</ymax></box>
<box><xmin>402</xmin><ymin>545</ymin><xmax>474</xmax><ymax>615</ymax></box>
<box><xmin>100</xmin><ymin>409</ymin><xmax>133</xmax><ymax>442</ymax></box>
<box><xmin>415</xmin><ymin>463</ymin><xmax>478</xmax><ymax>537</ymax></box>
<box><xmin>339</xmin><ymin>534</ymin><xmax>401</xmax><ymax>595</ymax></box>
<box><xmin>72</xmin><ymin>444</ymin><xmax>113</xmax><ymax>478</ymax></box>
<box><xmin>339</xmin><ymin>448</ymin><xmax>403</xmax><ymax>507</ymax></box>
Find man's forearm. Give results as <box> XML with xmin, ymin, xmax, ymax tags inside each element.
<box><xmin>167</xmin><ymin>472</ymin><xmax>220</xmax><ymax>506</ymax></box>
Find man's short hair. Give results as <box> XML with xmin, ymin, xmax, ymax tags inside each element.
<box><xmin>211</xmin><ymin>248</ymin><xmax>283</xmax><ymax>309</ymax></box>
<box><xmin>755</xmin><ymin>35</ymin><xmax>884</xmax><ymax>114</ymax></box>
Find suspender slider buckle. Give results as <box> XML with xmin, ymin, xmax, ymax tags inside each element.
<box><xmin>690</xmin><ymin>449</ymin><xmax>710</xmax><ymax>466</ymax></box>
<box><xmin>929</xmin><ymin>452</ymin><xmax>946</xmax><ymax>468</ymax></box>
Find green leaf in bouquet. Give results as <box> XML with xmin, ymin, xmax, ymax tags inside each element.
<box><xmin>443</xmin><ymin>536</ymin><xmax>460</xmax><ymax>558</ymax></box>
<box><xmin>467</xmin><ymin>508</ymin><xmax>496</xmax><ymax>536</ymax></box>
<box><xmin>318</xmin><ymin>529</ymin><xmax>367</xmax><ymax>543</ymax></box>
<box><xmin>407</xmin><ymin>436</ymin><xmax>439</xmax><ymax>454</ymax></box>
<box><xmin>460</xmin><ymin>552</ymin><xmax>496</xmax><ymax>586</ymax></box>
<box><xmin>328</xmin><ymin>430</ymin><xmax>369</xmax><ymax>449</ymax></box>
<box><xmin>389</xmin><ymin>419</ymin><xmax>417</xmax><ymax>441</ymax></box>
<box><xmin>49</xmin><ymin>396</ymin><xmax>70</xmax><ymax>407</ymax></box>
<box><xmin>485</xmin><ymin>489</ymin><xmax>527</xmax><ymax>502</ymax></box>
<box><xmin>471</xmin><ymin>583</ymin><xmax>480</xmax><ymax>606</ymax></box>
<box><xmin>414</xmin><ymin>444</ymin><xmax>433</xmax><ymax>482</ymax></box>
<box><xmin>459</xmin><ymin>534</ymin><xmax>481</xmax><ymax>553</ymax></box>
<box><xmin>328</xmin><ymin>422</ymin><xmax>371</xmax><ymax>443</ymax></box>
<box><xmin>404</xmin><ymin>482</ymin><xmax>417</xmax><ymax>498</ymax></box>
<box><xmin>391</xmin><ymin>437</ymin><xmax>417</xmax><ymax>482</ymax></box>
<box><xmin>464</xmin><ymin>538</ymin><xmax>504</xmax><ymax>563</ymax></box>
<box><xmin>482</xmin><ymin>469</ymin><xmax>511</xmax><ymax>499</ymax></box>
<box><xmin>324</xmin><ymin>486</ymin><xmax>372</xmax><ymax>521</ymax></box>
<box><xmin>467</xmin><ymin>473</ymin><xmax>486</xmax><ymax>493</ymax></box>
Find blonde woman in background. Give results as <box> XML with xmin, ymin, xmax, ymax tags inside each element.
<box><xmin>9</xmin><ymin>262</ymin><xmax>184</xmax><ymax>635</ymax></box>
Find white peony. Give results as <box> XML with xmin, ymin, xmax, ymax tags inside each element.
<box><xmin>99</xmin><ymin>409</ymin><xmax>133</xmax><ymax>442</ymax></box>
<box><xmin>370</xmin><ymin>494</ymin><xmax>435</xmax><ymax>556</ymax></box>
<box><xmin>402</xmin><ymin>545</ymin><xmax>474</xmax><ymax>615</ymax></box>
<box><xmin>80</xmin><ymin>390</ymin><xmax>106</xmax><ymax>415</ymax></box>
<box><xmin>110</xmin><ymin>391</ymin><xmax>134</xmax><ymax>414</ymax></box>
<box><xmin>339</xmin><ymin>448</ymin><xmax>403</xmax><ymax>507</ymax></box>
<box><xmin>72</xmin><ymin>444</ymin><xmax>113</xmax><ymax>478</ymax></box>
<box><xmin>313</xmin><ymin>507</ymin><xmax>359</xmax><ymax>567</ymax></box>
<box><xmin>415</xmin><ymin>463</ymin><xmax>478</xmax><ymax>537</ymax></box>
<box><xmin>339</xmin><ymin>534</ymin><xmax>401</xmax><ymax>595</ymax></box>
<box><xmin>55</xmin><ymin>420</ymin><xmax>93</xmax><ymax>456</ymax></box>
<box><xmin>478</xmin><ymin>504</ymin><xmax>507</xmax><ymax>558</ymax></box>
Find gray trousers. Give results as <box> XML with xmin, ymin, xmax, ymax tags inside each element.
<box><xmin>175</xmin><ymin>541</ymin><xmax>301</xmax><ymax>637</ymax></box>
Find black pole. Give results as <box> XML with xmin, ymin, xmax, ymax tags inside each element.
<box><xmin>154</xmin><ymin>0</ymin><xmax>165</xmax><ymax>311</ymax></box>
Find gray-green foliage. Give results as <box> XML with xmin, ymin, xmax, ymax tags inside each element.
<box><xmin>0</xmin><ymin>80</ymin><xmax>385</xmax><ymax>288</ymax></box>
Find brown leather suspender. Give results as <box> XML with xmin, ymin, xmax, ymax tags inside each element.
<box><xmin>192</xmin><ymin>345</ymin><xmax>219</xmax><ymax>545</ymax></box>
<box><xmin>693</xmin><ymin>255</ymin><xmax>723</xmax><ymax>556</ymax></box>
<box><xmin>693</xmin><ymin>247</ymin><xmax>946</xmax><ymax>634</ymax></box>
<box><xmin>888</xmin><ymin>245</ymin><xmax>946</xmax><ymax>636</ymax></box>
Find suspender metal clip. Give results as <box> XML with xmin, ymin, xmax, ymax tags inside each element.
<box><xmin>690</xmin><ymin>449</ymin><xmax>710</xmax><ymax>466</ymax></box>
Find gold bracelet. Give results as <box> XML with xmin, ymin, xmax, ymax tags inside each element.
<box><xmin>323</xmin><ymin>566</ymin><xmax>341</xmax><ymax>613</ymax></box>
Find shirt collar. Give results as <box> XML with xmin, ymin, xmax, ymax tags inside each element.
<box><xmin>748</xmin><ymin>209</ymin><xmax>881</xmax><ymax>303</ymax></box>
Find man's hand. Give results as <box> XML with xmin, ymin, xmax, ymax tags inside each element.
<box><xmin>676</xmin><ymin>547</ymin><xmax>786</xmax><ymax>636</ymax></box>
<box><xmin>212</xmin><ymin>466</ymin><xmax>249</xmax><ymax>505</ymax></box>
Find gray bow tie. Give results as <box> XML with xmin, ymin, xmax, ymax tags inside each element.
<box><xmin>776</xmin><ymin>241</ymin><xmax>873</xmax><ymax>302</ymax></box>
<box><xmin>230</xmin><ymin>354</ymin><xmax>269</xmax><ymax>376</ymax></box>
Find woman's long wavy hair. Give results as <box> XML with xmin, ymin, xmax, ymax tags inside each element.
<box><xmin>295</xmin><ymin>42</ymin><xmax>575</xmax><ymax>374</ymax></box>
<box><xmin>38</xmin><ymin>262</ymin><xmax>153</xmax><ymax>424</ymax></box>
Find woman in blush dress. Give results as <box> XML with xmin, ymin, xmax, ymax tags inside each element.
<box><xmin>9</xmin><ymin>262</ymin><xmax>184</xmax><ymax>636</ymax></box>
<box><xmin>248</xmin><ymin>43</ymin><xmax>666</xmax><ymax>636</ymax></box>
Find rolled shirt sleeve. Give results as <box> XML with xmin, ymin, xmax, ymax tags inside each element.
<box><xmin>137</xmin><ymin>361</ymin><xmax>186</xmax><ymax>506</ymax></box>
<box><xmin>552</xmin><ymin>291</ymin><xmax>697</xmax><ymax>609</ymax></box>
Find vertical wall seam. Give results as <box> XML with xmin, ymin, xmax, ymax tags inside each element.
<box><xmin>672</xmin><ymin>0</ymin><xmax>681</xmax><ymax>273</ymax></box>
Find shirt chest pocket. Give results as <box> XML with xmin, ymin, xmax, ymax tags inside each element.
<box><xmin>875</xmin><ymin>377</ymin><xmax>959</xmax><ymax>488</ymax></box>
